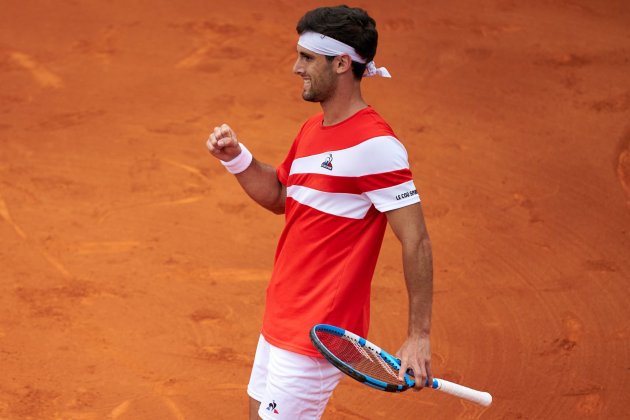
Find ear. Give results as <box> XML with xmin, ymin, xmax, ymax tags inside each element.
<box><xmin>334</xmin><ymin>54</ymin><xmax>353</xmax><ymax>75</ymax></box>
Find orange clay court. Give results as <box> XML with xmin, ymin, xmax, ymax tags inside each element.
<box><xmin>1</xmin><ymin>1</ymin><xmax>629</xmax><ymax>419</ymax></box>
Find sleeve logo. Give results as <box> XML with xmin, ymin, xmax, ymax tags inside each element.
<box><xmin>395</xmin><ymin>189</ymin><xmax>418</xmax><ymax>200</ymax></box>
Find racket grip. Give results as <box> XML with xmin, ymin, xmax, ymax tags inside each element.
<box><xmin>430</xmin><ymin>378</ymin><xmax>493</xmax><ymax>407</ymax></box>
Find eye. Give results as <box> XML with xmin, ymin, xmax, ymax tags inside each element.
<box><xmin>299</xmin><ymin>52</ymin><xmax>314</xmax><ymax>61</ymax></box>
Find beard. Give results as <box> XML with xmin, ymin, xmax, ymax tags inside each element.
<box><xmin>301</xmin><ymin>69</ymin><xmax>336</xmax><ymax>102</ymax></box>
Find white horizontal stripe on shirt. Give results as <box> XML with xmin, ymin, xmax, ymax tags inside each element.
<box><xmin>290</xmin><ymin>136</ymin><xmax>409</xmax><ymax>177</ymax></box>
<box><xmin>286</xmin><ymin>185</ymin><xmax>373</xmax><ymax>219</ymax></box>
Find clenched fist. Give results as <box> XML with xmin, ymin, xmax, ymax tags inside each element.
<box><xmin>206</xmin><ymin>123</ymin><xmax>242</xmax><ymax>162</ymax></box>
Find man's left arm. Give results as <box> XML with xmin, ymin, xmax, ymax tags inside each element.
<box><xmin>385</xmin><ymin>202</ymin><xmax>434</xmax><ymax>391</ymax></box>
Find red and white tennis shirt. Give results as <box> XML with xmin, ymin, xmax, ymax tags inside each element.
<box><xmin>261</xmin><ymin>107</ymin><xmax>420</xmax><ymax>357</ymax></box>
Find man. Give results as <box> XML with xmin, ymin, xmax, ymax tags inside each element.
<box><xmin>206</xmin><ymin>6</ymin><xmax>433</xmax><ymax>419</ymax></box>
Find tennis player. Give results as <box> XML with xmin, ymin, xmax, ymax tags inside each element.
<box><xmin>206</xmin><ymin>6</ymin><xmax>433</xmax><ymax>419</ymax></box>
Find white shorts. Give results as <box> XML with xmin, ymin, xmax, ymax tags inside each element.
<box><xmin>247</xmin><ymin>335</ymin><xmax>343</xmax><ymax>419</ymax></box>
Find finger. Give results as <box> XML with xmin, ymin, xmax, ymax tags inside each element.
<box><xmin>213</xmin><ymin>126</ymin><xmax>224</xmax><ymax>142</ymax></box>
<box><xmin>216</xmin><ymin>133</ymin><xmax>230</xmax><ymax>148</ymax></box>
<box><xmin>208</xmin><ymin>132</ymin><xmax>217</xmax><ymax>146</ymax></box>
<box><xmin>398</xmin><ymin>360</ymin><xmax>409</xmax><ymax>382</ymax></box>
<box><xmin>415</xmin><ymin>362</ymin><xmax>427</xmax><ymax>390</ymax></box>
<box><xmin>426</xmin><ymin>362</ymin><xmax>434</xmax><ymax>387</ymax></box>
<box><xmin>207</xmin><ymin>139</ymin><xmax>222</xmax><ymax>155</ymax></box>
<box><xmin>406</xmin><ymin>359</ymin><xmax>421</xmax><ymax>390</ymax></box>
<box><xmin>221</xmin><ymin>124</ymin><xmax>238</xmax><ymax>147</ymax></box>
<box><xmin>215</xmin><ymin>126</ymin><xmax>236</xmax><ymax>148</ymax></box>
<box><xmin>220</xmin><ymin>123</ymin><xmax>231</xmax><ymax>138</ymax></box>
<box><xmin>207</xmin><ymin>133</ymin><xmax>221</xmax><ymax>153</ymax></box>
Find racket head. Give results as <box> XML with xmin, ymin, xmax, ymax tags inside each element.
<box><xmin>310</xmin><ymin>324</ymin><xmax>415</xmax><ymax>392</ymax></box>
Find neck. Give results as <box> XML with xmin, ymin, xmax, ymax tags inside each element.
<box><xmin>321</xmin><ymin>78</ymin><xmax>367</xmax><ymax>126</ymax></box>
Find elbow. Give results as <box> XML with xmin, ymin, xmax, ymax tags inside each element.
<box><xmin>266</xmin><ymin>197</ymin><xmax>285</xmax><ymax>215</ymax></box>
<box><xmin>407</xmin><ymin>233</ymin><xmax>432</xmax><ymax>255</ymax></box>
<box><xmin>269</xmin><ymin>204</ymin><xmax>285</xmax><ymax>215</ymax></box>
<box><xmin>268</xmin><ymin>184</ymin><xmax>286</xmax><ymax>214</ymax></box>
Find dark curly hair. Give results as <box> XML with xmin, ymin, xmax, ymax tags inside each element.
<box><xmin>296</xmin><ymin>5</ymin><xmax>378</xmax><ymax>79</ymax></box>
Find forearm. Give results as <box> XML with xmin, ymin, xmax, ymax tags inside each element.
<box><xmin>402</xmin><ymin>234</ymin><xmax>433</xmax><ymax>337</ymax></box>
<box><xmin>206</xmin><ymin>123</ymin><xmax>286</xmax><ymax>214</ymax></box>
<box><xmin>234</xmin><ymin>158</ymin><xmax>286</xmax><ymax>214</ymax></box>
<box><xmin>386</xmin><ymin>203</ymin><xmax>434</xmax><ymax>387</ymax></box>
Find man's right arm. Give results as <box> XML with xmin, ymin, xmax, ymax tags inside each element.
<box><xmin>234</xmin><ymin>158</ymin><xmax>286</xmax><ymax>214</ymax></box>
<box><xmin>207</xmin><ymin>123</ymin><xmax>286</xmax><ymax>214</ymax></box>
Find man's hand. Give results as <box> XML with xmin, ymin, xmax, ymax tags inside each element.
<box><xmin>396</xmin><ymin>333</ymin><xmax>433</xmax><ymax>391</ymax></box>
<box><xmin>206</xmin><ymin>123</ymin><xmax>242</xmax><ymax>162</ymax></box>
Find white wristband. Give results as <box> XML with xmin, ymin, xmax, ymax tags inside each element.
<box><xmin>221</xmin><ymin>143</ymin><xmax>253</xmax><ymax>174</ymax></box>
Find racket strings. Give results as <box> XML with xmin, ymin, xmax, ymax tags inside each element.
<box><xmin>316</xmin><ymin>330</ymin><xmax>404</xmax><ymax>385</ymax></box>
<box><xmin>371</xmin><ymin>346</ymin><xmax>400</xmax><ymax>378</ymax></box>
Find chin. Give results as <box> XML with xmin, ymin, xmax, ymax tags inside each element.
<box><xmin>302</xmin><ymin>92</ymin><xmax>317</xmax><ymax>102</ymax></box>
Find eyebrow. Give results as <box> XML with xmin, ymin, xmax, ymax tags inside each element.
<box><xmin>297</xmin><ymin>49</ymin><xmax>316</xmax><ymax>59</ymax></box>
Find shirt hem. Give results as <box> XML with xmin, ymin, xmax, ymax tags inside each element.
<box><xmin>261</xmin><ymin>329</ymin><xmax>325</xmax><ymax>359</ymax></box>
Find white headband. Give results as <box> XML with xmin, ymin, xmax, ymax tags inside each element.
<box><xmin>298</xmin><ymin>31</ymin><xmax>391</xmax><ymax>78</ymax></box>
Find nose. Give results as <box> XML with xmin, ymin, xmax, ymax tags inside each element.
<box><xmin>293</xmin><ymin>58</ymin><xmax>303</xmax><ymax>76</ymax></box>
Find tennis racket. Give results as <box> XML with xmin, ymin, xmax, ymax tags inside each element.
<box><xmin>310</xmin><ymin>324</ymin><xmax>492</xmax><ymax>407</ymax></box>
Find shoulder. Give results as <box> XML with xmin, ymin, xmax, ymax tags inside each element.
<box><xmin>346</xmin><ymin>109</ymin><xmax>410</xmax><ymax>174</ymax></box>
<box><xmin>350</xmin><ymin>136</ymin><xmax>410</xmax><ymax>172</ymax></box>
<box><xmin>338</xmin><ymin>107</ymin><xmax>397</xmax><ymax>143</ymax></box>
<box><xmin>359</xmin><ymin>107</ymin><xmax>396</xmax><ymax>135</ymax></box>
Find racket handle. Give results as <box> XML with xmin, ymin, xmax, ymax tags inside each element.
<box><xmin>430</xmin><ymin>378</ymin><xmax>493</xmax><ymax>407</ymax></box>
